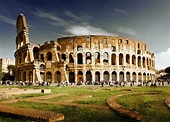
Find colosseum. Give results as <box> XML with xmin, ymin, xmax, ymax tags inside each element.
<box><xmin>14</xmin><ymin>13</ymin><xmax>156</xmax><ymax>85</ymax></box>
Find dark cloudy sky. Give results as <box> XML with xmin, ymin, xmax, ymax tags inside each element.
<box><xmin>0</xmin><ymin>0</ymin><xmax>170</xmax><ymax>69</ymax></box>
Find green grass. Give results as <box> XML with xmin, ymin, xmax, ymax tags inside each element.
<box><xmin>117</xmin><ymin>87</ymin><xmax>170</xmax><ymax>122</ymax></box>
<box><xmin>0</xmin><ymin>85</ymin><xmax>170</xmax><ymax>122</ymax></box>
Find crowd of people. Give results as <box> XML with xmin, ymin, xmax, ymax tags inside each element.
<box><xmin>1</xmin><ymin>79</ymin><xmax>170</xmax><ymax>87</ymax></box>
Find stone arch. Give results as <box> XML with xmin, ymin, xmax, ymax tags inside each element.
<box><xmin>23</xmin><ymin>52</ymin><xmax>27</xmax><ymax>63</ymax></box>
<box><xmin>55</xmin><ymin>71</ymin><xmax>61</xmax><ymax>82</ymax></box>
<box><xmin>132</xmin><ymin>72</ymin><xmax>136</xmax><ymax>81</ymax></box>
<box><xmin>40</xmin><ymin>72</ymin><xmax>44</xmax><ymax>82</ymax></box>
<box><xmin>69</xmin><ymin>53</ymin><xmax>74</xmax><ymax>63</ymax></box>
<box><xmin>95</xmin><ymin>71</ymin><xmax>100</xmax><ymax>82</ymax></box>
<box><xmin>46</xmin><ymin>52</ymin><xmax>52</xmax><ymax>61</ymax></box>
<box><xmin>62</xmin><ymin>53</ymin><xmax>66</xmax><ymax>61</ymax></box>
<box><xmin>119</xmin><ymin>53</ymin><xmax>123</xmax><ymax>65</ymax></box>
<box><xmin>111</xmin><ymin>46</ymin><xmax>116</xmax><ymax>52</ymax></box>
<box><xmin>69</xmin><ymin>72</ymin><xmax>75</xmax><ymax>83</ymax></box>
<box><xmin>46</xmin><ymin>71</ymin><xmax>52</xmax><ymax>82</ymax></box>
<box><xmin>40</xmin><ymin>54</ymin><xmax>44</xmax><ymax>62</ymax></box>
<box><xmin>40</xmin><ymin>64</ymin><xmax>45</xmax><ymax>71</ymax></box>
<box><xmin>138</xmin><ymin>56</ymin><xmax>141</xmax><ymax>67</ymax></box>
<box><xmin>112</xmin><ymin>71</ymin><xmax>117</xmax><ymax>81</ymax></box>
<box><xmin>77</xmin><ymin>46</ymin><xmax>83</xmax><ymax>51</ymax></box>
<box><xmin>119</xmin><ymin>71</ymin><xmax>124</xmax><ymax>82</ymax></box>
<box><xmin>57</xmin><ymin>46</ymin><xmax>61</xmax><ymax>51</ymax></box>
<box><xmin>94</xmin><ymin>52</ymin><xmax>100</xmax><ymax>64</ymax></box>
<box><xmin>138</xmin><ymin>72</ymin><xmax>142</xmax><ymax>82</ymax></box>
<box><xmin>77</xmin><ymin>70</ymin><xmax>83</xmax><ymax>82</ymax></box>
<box><xmin>77</xmin><ymin>53</ymin><xmax>83</xmax><ymax>64</ymax></box>
<box><xmin>132</xmin><ymin>55</ymin><xmax>136</xmax><ymax>65</ymax></box>
<box><xmin>126</xmin><ymin>72</ymin><xmax>130</xmax><ymax>82</ymax></box>
<box><xmin>143</xmin><ymin>57</ymin><xmax>146</xmax><ymax>68</ymax></box>
<box><xmin>143</xmin><ymin>73</ymin><xmax>146</xmax><ymax>82</ymax></box>
<box><xmin>33</xmin><ymin>47</ymin><xmax>39</xmax><ymax>60</ymax></box>
<box><xmin>86</xmin><ymin>52</ymin><xmax>92</xmax><ymax>64</ymax></box>
<box><xmin>23</xmin><ymin>71</ymin><xmax>26</xmax><ymax>81</ymax></box>
<box><xmin>103</xmin><ymin>71</ymin><xmax>109</xmax><ymax>81</ymax></box>
<box><xmin>86</xmin><ymin>71</ymin><xmax>92</xmax><ymax>81</ymax></box>
<box><xmin>103</xmin><ymin>52</ymin><xmax>109</xmax><ymax>63</ymax></box>
<box><xmin>111</xmin><ymin>53</ymin><xmax>116</xmax><ymax>65</ymax></box>
<box><xmin>126</xmin><ymin>54</ymin><xmax>130</xmax><ymax>64</ymax></box>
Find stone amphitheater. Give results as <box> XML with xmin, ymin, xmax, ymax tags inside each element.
<box><xmin>15</xmin><ymin>13</ymin><xmax>156</xmax><ymax>84</ymax></box>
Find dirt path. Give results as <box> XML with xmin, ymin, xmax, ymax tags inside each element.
<box><xmin>165</xmin><ymin>97</ymin><xmax>170</xmax><ymax>108</ymax></box>
<box><xmin>107</xmin><ymin>94</ymin><xmax>142</xmax><ymax>121</ymax></box>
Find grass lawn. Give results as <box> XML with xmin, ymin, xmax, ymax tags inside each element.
<box><xmin>0</xmin><ymin>85</ymin><xmax>169</xmax><ymax>122</ymax></box>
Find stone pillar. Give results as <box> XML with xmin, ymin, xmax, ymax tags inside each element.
<box><xmin>92</xmin><ymin>71</ymin><xmax>95</xmax><ymax>82</ymax></box>
<box><xmin>124</xmin><ymin>71</ymin><xmax>126</xmax><ymax>82</ymax></box>
<box><xmin>100</xmin><ymin>71</ymin><xmax>103</xmax><ymax>81</ymax></box>
<box><xmin>116</xmin><ymin>55</ymin><xmax>119</xmax><ymax>66</ymax></box>
<box><xmin>75</xmin><ymin>70</ymin><xmax>78</xmax><ymax>83</ymax></box>
<box><xmin>83</xmin><ymin>53</ymin><xmax>86</xmax><ymax>64</ymax></box>
<box><xmin>117</xmin><ymin>71</ymin><xmax>119</xmax><ymax>82</ymax></box>
<box><xmin>83</xmin><ymin>71</ymin><xmax>86</xmax><ymax>82</ymax></box>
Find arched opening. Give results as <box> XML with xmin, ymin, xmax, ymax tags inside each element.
<box><xmin>28</xmin><ymin>71</ymin><xmax>33</xmax><ymax>82</ymax></box>
<box><xmin>19</xmin><ymin>54</ymin><xmax>22</xmax><ymax>63</ymax></box>
<box><xmin>112</xmin><ymin>71</ymin><xmax>117</xmax><ymax>81</ymax></box>
<box><xmin>143</xmin><ymin>73</ymin><xmax>146</xmax><ymax>82</ymax></box>
<box><xmin>143</xmin><ymin>57</ymin><xmax>146</xmax><ymax>68</ymax></box>
<box><xmin>103</xmin><ymin>52</ymin><xmax>108</xmax><ymax>63</ymax></box>
<box><xmin>86</xmin><ymin>52</ymin><xmax>91</xmax><ymax>64</ymax></box>
<box><xmin>47</xmin><ymin>52</ymin><xmax>52</xmax><ymax>61</ymax></box>
<box><xmin>69</xmin><ymin>53</ymin><xmax>74</xmax><ymax>63</ymax></box>
<box><xmin>138</xmin><ymin>56</ymin><xmax>141</xmax><ymax>67</ymax></box>
<box><xmin>46</xmin><ymin>71</ymin><xmax>52</xmax><ymax>82</ymax></box>
<box><xmin>77</xmin><ymin>46</ymin><xmax>83</xmax><ymax>51</ymax></box>
<box><xmin>40</xmin><ymin>54</ymin><xmax>44</xmax><ymax>62</ymax></box>
<box><xmin>111</xmin><ymin>53</ymin><xmax>116</xmax><ymax>65</ymax></box>
<box><xmin>57</xmin><ymin>53</ymin><xmax>60</xmax><ymax>61</ymax></box>
<box><xmin>94</xmin><ymin>52</ymin><xmax>100</xmax><ymax>64</ymax></box>
<box><xmin>119</xmin><ymin>71</ymin><xmax>124</xmax><ymax>82</ymax></box>
<box><xmin>23</xmin><ymin>71</ymin><xmax>26</xmax><ymax>81</ymax></box>
<box><xmin>77</xmin><ymin>71</ymin><xmax>83</xmax><ymax>82</ymax></box>
<box><xmin>103</xmin><ymin>71</ymin><xmax>109</xmax><ymax>82</ymax></box>
<box><xmin>111</xmin><ymin>46</ymin><xmax>116</xmax><ymax>52</ymax></box>
<box><xmin>126</xmin><ymin>72</ymin><xmax>130</xmax><ymax>82</ymax></box>
<box><xmin>119</xmin><ymin>53</ymin><xmax>123</xmax><ymax>65</ymax></box>
<box><xmin>132</xmin><ymin>72</ymin><xmax>136</xmax><ymax>81</ymax></box>
<box><xmin>62</xmin><ymin>54</ymin><xmax>66</xmax><ymax>61</ymax></box>
<box><xmin>126</xmin><ymin>54</ymin><xmax>130</xmax><ymax>65</ymax></box>
<box><xmin>40</xmin><ymin>72</ymin><xmax>44</xmax><ymax>82</ymax></box>
<box><xmin>40</xmin><ymin>64</ymin><xmax>45</xmax><ymax>71</ymax></box>
<box><xmin>69</xmin><ymin>72</ymin><xmax>75</xmax><ymax>83</ymax></box>
<box><xmin>23</xmin><ymin>52</ymin><xmax>27</xmax><ymax>63</ymax></box>
<box><xmin>57</xmin><ymin>46</ymin><xmax>61</xmax><ymax>51</ymax></box>
<box><xmin>138</xmin><ymin>72</ymin><xmax>142</xmax><ymax>82</ymax></box>
<box><xmin>86</xmin><ymin>71</ymin><xmax>92</xmax><ymax>81</ymax></box>
<box><xmin>77</xmin><ymin>53</ymin><xmax>83</xmax><ymax>64</ymax></box>
<box><xmin>95</xmin><ymin>71</ymin><xmax>100</xmax><ymax>82</ymax></box>
<box><xmin>132</xmin><ymin>55</ymin><xmax>136</xmax><ymax>65</ymax></box>
<box><xmin>55</xmin><ymin>71</ymin><xmax>61</xmax><ymax>82</ymax></box>
<box><xmin>33</xmin><ymin>47</ymin><xmax>39</xmax><ymax>60</ymax></box>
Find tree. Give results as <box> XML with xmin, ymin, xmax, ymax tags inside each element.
<box><xmin>7</xmin><ymin>65</ymin><xmax>16</xmax><ymax>75</ymax></box>
<box><xmin>165</xmin><ymin>66</ymin><xmax>170</xmax><ymax>74</ymax></box>
<box><xmin>165</xmin><ymin>66</ymin><xmax>170</xmax><ymax>79</ymax></box>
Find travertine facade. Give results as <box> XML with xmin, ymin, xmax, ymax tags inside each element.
<box><xmin>15</xmin><ymin>13</ymin><xmax>156</xmax><ymax>84</ymax></box>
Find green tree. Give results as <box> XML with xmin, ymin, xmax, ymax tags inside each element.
<box><xmin>165</xmin><ymin>66</ymin><xmax>170</xmax><ymax>79</ymax></box>
<box><xmin>7</xmin><ymin>65</ymin><xmax>16</xmax><ymax>75</ymax></box>
<box><xmin>165</xmin><ymin>66</ymin><xmax>170</xmax><ymax>74</ymax></box>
